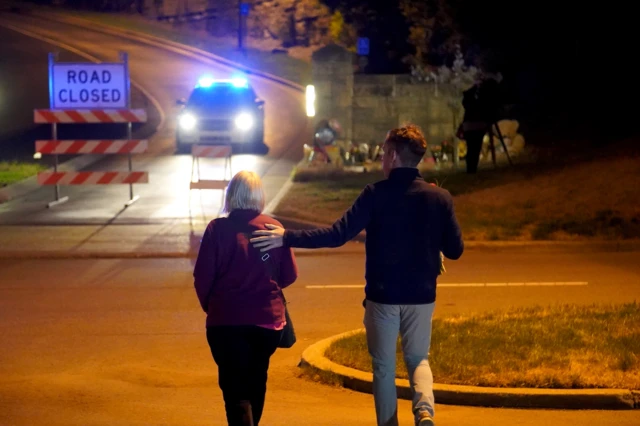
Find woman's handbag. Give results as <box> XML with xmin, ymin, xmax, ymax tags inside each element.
<box><xmin>261</xmin><ymin>252</ymin><xmax>296</xmax><ymax>348</ymax></box>
<box><xmin>279</xmin><ymin>295</ymin><xmax>296</xmax><ymax>348</ymax></box>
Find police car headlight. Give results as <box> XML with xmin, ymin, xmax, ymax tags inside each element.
<box><xmin>179</xmin><ymin>113</ymin><xmax>197</xmax><ymax>131</ymax></box>
<box><xmin>234</xmin><ymin>112</ymin><xmax>254</xmax><ymax>131</ymax></box>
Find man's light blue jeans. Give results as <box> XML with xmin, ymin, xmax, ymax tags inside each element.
<box><xmin>364</xmin><ymin>300</ymin><xmax>435</xmax><ymax>426</ymax></box>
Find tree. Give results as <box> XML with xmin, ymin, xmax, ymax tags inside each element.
<box><xmin>399</xmin><ymin>0</ymin><xmax>461</xmax><ymax>67</ymax></box>
<box><xmin>323</xmin><ymin>0</ymin><xmax>411</xmax><ymax>73</ymax></box>
<box><xmin>327</xmin><ymin>9</ymin><xmax>356</xmax><ymax>46</ymax></box>
<box><xmin>329</xmin><ymin>10</ymin><xmax>344</xmax><ymax>43</ymax></box>
<box><xmin>246</xmin><ymin>0</ymin><xmax>331</xmax><ymax>47</ymax></box>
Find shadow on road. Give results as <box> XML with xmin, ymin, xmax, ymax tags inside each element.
<box><xmin>69</xmin><ymin>204</ymin><xmax>129</xmax><ymax>251</ymax></box>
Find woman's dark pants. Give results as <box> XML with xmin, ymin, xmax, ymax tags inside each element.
<box><xmin>207</xmin><ymin>325</ymin><xmax>281</xmax><ymax>426</ymax></box>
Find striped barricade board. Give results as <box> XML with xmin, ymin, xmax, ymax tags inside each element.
<box><xmin>190</xmin><ymin>144</ymin><xmax>232</xmax><ymax>191</ymax></box>
<box><xmin>36</xmin><ymin>140</ymin><xmax>148</xmax><ymax>155</ymax></box>
<box><xmin>34</xmin><ymin>109</ymin><xmax>147</xmax><ymax>123</ymax></box>
<box><xmin>38</xmin><ymin>172</ymin><xmax>149</xmax><ymax>185</ymax></box>
<box><xmin>191</xmin><ymin>145</ymin><xmax>232</xmax><ymax>158</ymax></box>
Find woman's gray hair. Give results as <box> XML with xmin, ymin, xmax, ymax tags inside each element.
<box><xmin>224</xmin><ymin>170</ymin><xmax>265</xmax><ymax>213</ymax></box>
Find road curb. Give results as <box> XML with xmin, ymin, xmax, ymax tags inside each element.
<box><xmin>273</xmin><ymin>215</ymin><xmax>640</xmax><ymax>252</ymax></box>
<box><xmin>301</xmin><ymin>329</ymin><xmax>639</xmax><ymax>410</ymax></box>
<box><xmin>263</xmin><ymin>159</ymin><xmax>306</xmax><ymax>216</ymax></box>
<box><xmin>26</xmin><ymin>10</ymin><xmax>304</xmax><ymax>93</ymax></box>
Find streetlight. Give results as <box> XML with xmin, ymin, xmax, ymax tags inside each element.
<box><xmin>305</xmin><ymin>85</ymin><xmax>316</xmax><ymax>117</ymax></box>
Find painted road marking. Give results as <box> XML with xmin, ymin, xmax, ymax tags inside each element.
<box><xmin>306</xmin><ymin>282</ymin><xmax>588</xmax><ymax>289</ymax></box>
<box><xmin>306</xmin><ymin>285</ymin><xmax>365</xmax><ymax>289</ymax></box>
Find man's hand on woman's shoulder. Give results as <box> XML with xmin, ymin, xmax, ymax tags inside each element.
<box><xmin>251</xmin><ymin>224</ymin><xmax>285</xmax><ymax>252</ymax></box>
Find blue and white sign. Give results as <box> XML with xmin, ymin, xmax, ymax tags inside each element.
<box><xmin>240</xmin><ymin>2</ymin><xmax>250</xmax><ymax>16</ymax></box>
<box><xmin>50</xmin><ymin>63</ymin><xmax>128</xmax><ymax>109</ymax></box>
<box><xmin>357</xmin><ymin>37</ymin><xmax>370</xmax><ymax>56</ymax></box>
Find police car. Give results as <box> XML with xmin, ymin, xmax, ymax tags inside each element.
<box><xmin>176</xmin><ymin>76</ymin><xmax>265</xmax><ymax>153</ymax></box>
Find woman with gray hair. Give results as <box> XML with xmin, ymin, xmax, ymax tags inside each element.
<box><xmin>194</xmin><ymin>170</ymin><xmax>298</xmax><ymax>426</ymax></box>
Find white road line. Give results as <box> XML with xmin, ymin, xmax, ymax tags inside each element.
<box><xmin>558</xmin><ymin>282</ymin><xmax>591</xmax><ymax>286</ymax></box>
<box><xmin>306</xmin><ymin>285</ymin><xmax>365</xmax><ymax>289</ymax></box>
<box><xmin>306</xmin><ymin>282</ymin><xmax>589</xmax><ymax>289</ymax></box>
<box><xmin>440</xmin><ymin>283</ymin><xmax>485</xmax><ymax>287</ymax></box>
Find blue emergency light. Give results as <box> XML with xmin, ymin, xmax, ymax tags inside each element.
<box><xmin>196</xmin><ymin>75</ymin><xmax>248</xmax><ymax>89</ymax></box>
<box><xmin>197</xmin><ymin>76</ymin><xmax>215</xmax><ymax>88</ymax></box>
<box><xmin>231</xmin><ymin>77</ymin><xmax>248</xmax><ymax>88</ymax></box>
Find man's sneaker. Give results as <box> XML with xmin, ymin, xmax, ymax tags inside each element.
<box><xmin>417</xmin><ymin>411</ymin><xmax>435</xmax><ymax>426</ymax></box>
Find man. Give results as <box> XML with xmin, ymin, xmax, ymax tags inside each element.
<box><xmin>461</xmin><ymin>72</ymin><xmax>503</xmax><ymax>174</ymax></box>
<box><xmin>251</xmin><ymin>124</ymin><xmax>464</xmax><ymax>426</ymax></box>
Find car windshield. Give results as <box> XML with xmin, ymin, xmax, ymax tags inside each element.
<box><xmin>188</xmin><ymin>85</ymin><xmax>256</xmax><ymax>108</ymax></box>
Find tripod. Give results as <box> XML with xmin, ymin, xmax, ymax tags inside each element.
<box><xmin>486</xmin><ymin>121</ymin><xmax>513</xmax><ymax>167</ymax></box>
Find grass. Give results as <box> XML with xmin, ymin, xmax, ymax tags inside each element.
<box><xmin>32</xmin><ymin>5</ymin><xmax>311</xmax><ymax>86</ymax></box>
<box><xmin>276</xmin><ymin>167</ymin><xmax>382</xmax><ymax>224</ymax></box>
<box><xmin>0</xmin><ymin>161</ymin><xmax>47</xmax><ymax>187</ymax></box>
<box><xmin>325</xmin><ymin>303</ymin><xmax>640</xmax><ymax>389</ymax></box>
<box><xmin>297</xmin><ymin>363</ymin><xmax>345</xmax><ymax>388</ymax></box>
<box><xmin>274</xmin><ymin>146</ymin><xmax>640</xmax><ymax>240</ymax></box>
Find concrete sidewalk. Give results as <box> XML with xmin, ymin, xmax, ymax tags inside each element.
<box><xmin>0</xmin><ymin>224</ymin><xmax>201</xmax><ymax>259</ymax></box>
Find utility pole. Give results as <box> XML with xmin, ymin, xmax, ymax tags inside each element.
<box><xmin>238</xmin><ymin>0</ymin><xmax>243</xmax><ymax>51</ymax></box>
<box><xmin>238</xmin><ymin>1</ymin><xmax>249</xmax><ymax>53</ymax></box>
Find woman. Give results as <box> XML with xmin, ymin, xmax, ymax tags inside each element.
<box><xmin>194</xmin><ymin>170</ymin><xmax>298</xmax><ymax>426</ymax></box>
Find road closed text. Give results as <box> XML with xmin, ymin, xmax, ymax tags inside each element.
<box><xmin>58</xmin><ymin>88</ymin><xmax>122</xmax><ymax>104</ymax></box>
<box><xmin>51</xmin><ymin>64</ymin><xmax>128</xmax><ymax>109</ymax></box>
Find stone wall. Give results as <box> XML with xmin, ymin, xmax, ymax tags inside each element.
<box><xmin>353</xmin><ymin>74</ymin><xmax>456</xmax><ymax>146</ymax></box>
<box><xmin>311</xmin><ymin>44</ymin><xmax>459</xmax><ymax>148</ymax></box>
<box><xmin>311</xmin><ymin>44</ymin><xmax>354</xmax><ymax>141</ymax></box>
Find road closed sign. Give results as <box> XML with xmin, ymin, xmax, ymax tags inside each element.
<box><xmin>50</xmin><ymin>63</ymin><xmax>128</xmax><ymax>109</ymax></box>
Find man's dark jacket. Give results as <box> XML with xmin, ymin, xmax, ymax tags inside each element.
<box><xmin>283</xmin><ymin>168</ymin><xmax>464</xmax><ymax>305</ymax></box>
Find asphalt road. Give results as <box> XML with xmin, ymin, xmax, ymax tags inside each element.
<box><xmin>1</xmin><ymin>248</ymin><xmax>639</xmax><ymax>426</ymax></box>
<box><xmin>0</xmin><ymin>12</ymin><xmax>307</xmax><ymax>227</ymax></box>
